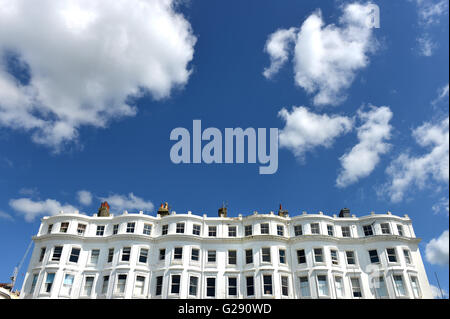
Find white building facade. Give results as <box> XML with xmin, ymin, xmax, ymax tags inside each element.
<box><xmin>20</xmin><ymin>206</ymin><xmax>433</xmax><ymax>299</ymax></box>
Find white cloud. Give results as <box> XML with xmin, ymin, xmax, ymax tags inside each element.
<box><xmin>77</xmin><ymin>190</ymin><xmax>93</xmax><ymax>206</ymax></box>
<box><xmin>9</xmin><ymin>197</ymin><xmax>78</xmax><ymax>222</ymax></box>
<box><xmin>337</xmin><ymin>106</ymin><xmax>393</xmax><ymax>187</ymax></box>
<box><xmin>263</xmin><ymin>2</ymin><xmax>377</xmax><ymax>106</ymax></box>
<box><xmin>416</xmin><ymin>0</ymin><xmax>449</xmax><ymax>25</ymax></box>
<box><xmin>417</xmin><ymin>34</ymin><xmax>437</xmax><ymax>56</ymax></box>
<box><xmin>278</xmin><ymin>106</ymin><xmax>353</xmax><ymax>160</ymax></box>
<box><xmin>430</xmin><ymin>284</ymin><xmax>449</xmax><ymax>299</ymax></box>
<box><xmin>0</xmin><ymin>0</ymin><xmax>196</xmax><ymax>151</ymax></box>
<box><xmin>263</xmin><ymin>28</ymin><xmax>297</xmax><ymax>79</ymax></box>
<box><xmin>384</xmin><ymin>117</ymin><xmax>449</xmax><ymax>202</ymax></box>
<box><xmin>432</xmin><ymin>83</ymin><xmax>449</xmax><ymax>105</ymax></box>
<box><xmin>99</xmin><ymin>192</ymin><xmax>154</xmax><ymax>213</ymax></box>
<box><xmin>432</xmin><ymin>197</ymin><xmax>449</xmax><ymax>215</ymax></box>
<box><xmin>0</xmin><ymin>210</ymin><xmax>13</xmax><ymax>221</ymax></box>
<box><xmin>425</xmin><ymin>230</ymin><xmax>449</xmax><ymax>266</ymax></box>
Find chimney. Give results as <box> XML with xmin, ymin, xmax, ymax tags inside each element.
<box><xmin>278</xmin><ymin>204</ymin><xmax>288</xmax><ymax>217</ymax></box>
<box><xmin>218</xmin><ymin>206</ymin><xmax>227</xmax><ymax>218</ymax></box>
<box><xmin>157</xmin><ymin>202</ymin><xmax>170</xmax><ymax>217</ymax></box>
<box><xmin>98</xmin><ymin>202</ymin><xmax>110</xmax><ymax>217</ymax></box>
<box><xmin>339</xmin><ymin>208</ymin><xmax>350</xmax><ymax>218</ymax></box>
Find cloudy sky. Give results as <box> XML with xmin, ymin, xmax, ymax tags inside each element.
<box><xmin>0</xmin><ymin>0</ymin><xmax>448</xmax><ymax>297</ymax></box>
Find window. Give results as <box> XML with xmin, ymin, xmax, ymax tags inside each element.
<box><xmin>208</xmin><ymin>226</ymin><xmax>217</xmax><ymax>237</ymax></box>
<box><xmin>317</xmin><ymin>275</ymin><xmax>329</xmax><ymax>296</ymax></box>
<box><xmin>206</xmin><ymin>278</ymin><xmax>216</xmax><ymax>297</ymax></box>
<box><xmin>245</xmin><ymin>249</ymin><xmax>253</xmax><ymax>264</ymax></box>
<box><xmin>134</xmin><ymin>276</ymin><xmax>146</xmax><ymax>296</ymax></box>
<box><xmin>327</xmin><ymin>225</ymin><xmax>334</xmax><ymax>236</ymax></box>
<box><xmin>299</xmin><ymin>277</ymin><xmax>310</xmax><ymax>297</ymax></box>
<box><xmin>96</xmin><ymin>225</ymin><xmax>105</xmax><ymax>236</ymax></box>
<box><xmin>228</xmin><ymin>277</ymin><xmax>238</xmax><ymax>296</ymax></box>
<box><xmin>47</xmin><ymin>224</ymin><xmax>53</xmax><ymax>234</ymax></box>
<box><xmin>277</xmin><ymin>225</ymin><xmax>284</xmax><ymax>236</ymax></box>
<box><xmin>159</xmin><ymin>249</ymin><xmax>165</xmax><ymax>261</ymax></box>
<box><xmin>207</xmin><ymin>250</ymin><xmax>216</xmax><ymax>263</ymax></box>
<box><xmin>245</xmin><ymin>225</ymin><xmax>252</xmax><ymax>236</ymax></box>
<box><xmin>261</xmin><ymin>247</ymin><xmax>271</xmax><ymax>263</ymax></box>
<box><xmin>121</xmin><ymin>247</ymin><xmax>131</xmax><ymax>262</ymax></box>
<box><xmin>373</xmin><ymin>276</ymin><xmax>388</xmax><ymax>298</ymax></box>
<box><xmin>44</xmin><ymin>273</ymin><xmax>55</xmax><ymax>293</ymax></box>
<box><xmin>369</xmin><ymin>250</ymin><xmax>379</xmax><ymax>263</ymax></box>
<box><xmin>294</xmin><ymin>225</ymin><xmax>303</xmax><ymax>236</ymax></box>
<box><xmin>330</xmin><ymin>249</ymin><xmax>339</xmax><ymax>265</ymax></box>
<box><xmin>52</xmin><ymin>246</ymin><xmax>63</xmax><ymax>261</ymax></box>
<box><xmin>113</xmin><ymin>224</ymin><xmax>119</xmax><ymax>235</ymax></box>
<box><xmin>162</xmin><ymin>224</ymin><xmax>168</xmax><ymax>235</ymax></box>
<box><xmin>171</xmin><ymin>275</ymin><xmax>181</xmax><ymax>294</ymax></box>
<box><xmin>90</xmin><ymin>249</ymin><xmax>100</xmax><ymax>265</ymax></box>
<box><xmin>228</xmin><ymin>250</ymin><xmax>237</xmax><ymax>265</ymax></box>
<box><xmin>386</xmin><ymin>248</ymin><xmax>397</xmax><ymax>262</ymax></box>
<box><xmin>363</xmin><ymin>225</ymin><xmax>373</xmax><ymax>236</ymax></box>
<box><xmin>143</xmin><ymin>224</ymin><xmax>152</xmax><ymax>235</ymax></box>
<box><xmin>403</xmin><ymin>249</ymin><xmax>412</xmax><ymax>264</ymax></box>
<box><xmin>155</xmin><ymin>276</ymin><xmax>163</xmax><ymax>296</ymax></box>
<box><xmin>410</xmin><ymin>276</ymin><xmax>421</xmax><ymax>298</ymax></box>
<box><xmin>279</xmin><ymin>249</ymin><xmax>286</xmax><ymax>264</ymax></box>
<box><xmin>77</xmin><ymin>223</ymin><xmax>86</xmax><ymax>235</ymax></box>
<box><xmin>310</xmin><ymin>223</ymin><xmax>320</xmax><ymax>234</ymax></box>
<box><xmin>345</xmin><ymin>251</ymin><xmax>356</xmax><ymax>265</ymax></box>
<box><xmin>126</xmin><ymin>222</ymin><xmax>135</xmax><ymax>233</ymax></box>
<box><xmin>107</xmin><ymin>248</ymin><xmax>114</xmax><ymax>263</ymax></box>
<box><xmin>228</xmin><ymin>226</ymin><xmax>237</xmax><ymax>237</ymax></box>
<box><xmin>139</xmin><ymin>248</ymin><xmax>148</xmax><ymax>263</ymax></box>
<box><xmin>192</xmin><ymin>224</ymin><xmax>201</xmax><ymax>236</ymax></box>
<box><xmin>393</xmin><ymin>275</ymin><xmax>406</xmax><ymax>296</ymax></box>
<box><xmin>380</xmin><ymin>223</ymin><xmax>391</xmax><ymax>234</ymax></box>
<box><xmin>263</xmin><ymin>275</ymin><xmax>273</xmax><ymax>295</ymax></box>
<box><xmin>83</xmin><ymin>276</ymin><xmax>94</xmax><ymax>296</ymax></box>
<box><xmin>174</xmin><ymin>247</ymin><xmax>183</xmax><ymax>260</ymax></box>
<box><xmin>60</xmin><ymin>222</ymin><xmax>69</xmax><ymax>233</ymax></box>
<box><xmin>39</xmin><ymin>247</ymin><xmax>46</xmax><ymax>262</ymax></box>
<box><xmin>297</xmin><ymin>249</ymin><xmax>306</xmax><ymax>264</ymax></box>
<box><xmin>335</xmin><ymin>276</ymin><xmax>344</xmax><ymax>298</ymax></box>
<box><xmin>116</xmin><ymin>274</ymin><xmax>127</xmax><ymax>294</ymax></box>
<box><xmin>341</xmin><ymin>226</ymin><xmax>351</xmax><ymax>237</ymax></box>
<box><xmin>30</xmin><ymin>274</ymin><xmax>38</xmax><ymax>294</ymax></box>
<box><xmin>281</xmin><ymin>276</ymin><xmax>289</xmax><ymax>296</ymax></box>
<box><xmin>61</xmin><ymin>274</ymin><xmax>74</xmax><ymax>296</ymax></box>
<box><xmin>191</xmin><ymin>248</ymin><xmax>199</xmax><ymax>261</ymax></box>
<box><xmin>189</xmin><ymin>276</ymin><xmax>198</xmax><ymax>296</ymax></box>
<box><xmin>397</xmin><ymin>224</ymin><xmax>404</xmax><ymax>236</ymax></box>
<box><xmin>260</xmin><ymin>223</ymin><xmax>269</xmax><ymax>234</ymax></box>
<box><xmin>350</xmin><ymin>277</ymin><xmax>362</xmax><ymax>298</ymax></box>
<box><xmin>69</xmin><ymin>247</ymin><xmax>81</xmax><ymax>263</ymax></box>
<box><xmin>102</xmin><ymin>275</ymin><xmax>110</xmax><ymax>294</ymax></box>
<box><xmin>313</xmin><ymin>248</ymin><xmax>324</xmax><ymax>263</ymax></box>
<box><xmin>246</xmin><ymin>276</ymin><xmax>254</xmax><ymax>296</ymax></box>
<box><xmin>176</xmin><ymin>222</ymin><xmax>185</xmax><ymax>234</ymax></box>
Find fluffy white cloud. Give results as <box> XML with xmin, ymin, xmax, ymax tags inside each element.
<box><xmin>0</xmin><ymin>0</ymin><xmax>196</xmax><ymax>150</ymax></box>
<box><xmin>416</xmin><ymin>0</ymin><xmax>449</xmax><ymax>25</ymax></box>
<box><xmin>417</xmin><ymin>34</ymin><xmax>437</xmax><ymax>56</ymax></box>
<box><xmin>278</xmin><ymin>106</ymin><xmax>353</xmax><ymax>160</ymax></box>
<box><xmin>263</xmin><ymin>2</ymin><xmax>377</xmax><ymax>106</ymax></box>
<box><xmin>337</xmin><ymin>106</ymin><xmax>392</xmax><ymax>187</ymax></box>
<box><xmin>9</xmin><ymin>198</ymin><xmax>78</xmax><ymax>222</ymax></box>
<box><xmin>432</xmin><ymin>197</ymin><xmax>449</xmax><ymax>215</ymax></box>
<box><xmin>384</xmin><ymin>117</ymin><xmax>449</xmax><ymax>202</ymax></box>
<box><xmin>263</xmin><ymin>28</ymin><xmax>297</xmax><ymax>79</ymax></box>
<box><xmin>432</xmin><ymin>83</ymin><xmax>449</xmax><ymax>105</ymax></box>
<box><xmin>430</xmin><ymin>284</ymin><xmax>449</xmax><ymax>299</ymax></box>
<box><xmin>99</xmin><ymin>192</ymin><xmax>154</xmax><ymax>213</ymax></box>
<box><xmin>77</xmin><ymin>190</ymin><xmax>93</xmax><ymax>206</ymax></box>
<box><xmin>425</xmin><ymin>230</ymin><xmax>449</xmax><ymax>266</ymax></box>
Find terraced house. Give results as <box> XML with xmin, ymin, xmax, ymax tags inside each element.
<box><xmin>20</xmin><ymin>202</ymin><xmax>433</xmax><ymax>299</ymax></box>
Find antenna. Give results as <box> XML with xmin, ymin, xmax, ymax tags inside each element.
<box><xmin>434</xmin><ymin>272</ymin><xmax>444</xmax><ymax>299</ymax></box>
<box><xmin>11</xmin><ymin>239</ymin><xmax>34</xmax><ymax>292</ymax></box>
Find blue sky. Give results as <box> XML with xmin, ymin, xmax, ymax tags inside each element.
<box><xmin>0</xmin><ymin>0</ymin><xmax>448</xmax><ymax>297</ymax></box>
